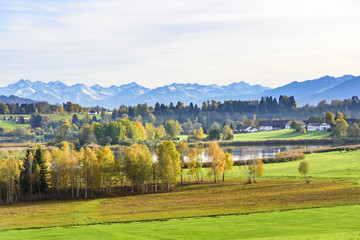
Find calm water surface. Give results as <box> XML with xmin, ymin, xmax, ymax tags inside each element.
<box><xmin>211</xmin><ymin>145</ymin><xmax>330</xmax><ymax>161</ymax></box>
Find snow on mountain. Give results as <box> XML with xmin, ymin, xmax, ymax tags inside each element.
<box><xmin>0</xmin><ymin>79</ymin><xmax>270</xmax><ymax>108</ymax></box>
<box><xmin>0</xmin><ymin>75</ymin><xmax>358</xmax><ymax>108</ymax></box>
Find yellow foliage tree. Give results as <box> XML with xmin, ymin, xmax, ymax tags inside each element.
<box><xmin>156</xmin><ymin>141</ymin><xmax>181</xmax><ymax>191</ymax></box>
<box><xmin>222</xmin><ymin>153</ymin><xmax>234</xmax><ymax>181</ymax></box>
<box><xmin>207</xmin><ymin>142</ymin><xmax>226</xmax><ymax>183</ymax></box>
<box><xmin>176</xmin><ymin>141</ymin><xmax>189</xmax><ymax>183</ymax></box>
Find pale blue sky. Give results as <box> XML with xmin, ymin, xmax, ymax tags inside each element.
<box><xmin>0</xmin><ymin>0</ymin><xmax>359</xmax><ymax>88</ymax></box>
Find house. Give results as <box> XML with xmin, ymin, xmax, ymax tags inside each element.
<box><xmin>345</xmin><ymin>119</ymin><xmax>358</xmax><ymax>125</ymax></box>
<box><xmin>259</xmin><ymin>120</ymin><xmax>290</xmax><ymax>131</ymax></box>
<box><xmin>241</xmin><ymin>126</ymin><xmax>258</xmax><ymax>133</ymax></box>
<box><xmin>306</xmin><ymin>122</ymin><xmax>331</xmax><ymax>131</ymax></box>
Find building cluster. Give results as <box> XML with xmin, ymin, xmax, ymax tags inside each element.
<box><xmin>258</xmin><ymin>120</ymin><xmax>331</xmax><ymax>132</ymax></box>
<box><xmin>238</xmin><ymin>120</ymin><xmax>339</xmax><ymax>133</ymax></box>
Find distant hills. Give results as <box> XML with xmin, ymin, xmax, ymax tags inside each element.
<box><xmin>0</xmin><ymin>95</ymin><xmax>37</xmax><ymax>105</ymax></box>
<box><xmin>0</xmin><ymin>80</ymin><xmax>270</xmax><ymax>108</ymax></box>
<box><xmin>262</xmin><ymin>75</ymin><xmax>357</xmax><ymax>106</ymax></box>
<box><xmin>0</xmin><ymin>75</ymin><xmax>358</xmax><ymax>108</ymax></box>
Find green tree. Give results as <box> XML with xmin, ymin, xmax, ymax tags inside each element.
<box><xmin>164</xmin><ymin>119</ymin><xmax>183</xmax><ymax>139</ymax></box>
<box><xmin>155</xmin><ymin>125</ymin><xmax>166</xmax><ymax>140</ymax></box>
<box><xmin>78</xmin><ymin>124</ymin><xmax>96</xmax><ymax>146</ymax></box>
<box><xmin>0</xmin><ymin>103</ymin><xmax>9</xmax><ymax>114</ymax></box>
<box><xmin>100</xmin><ymin>110</ymin><xmax>107</xmax><ymax>121</ymax></box>
<box><xmin>331</xmin><ymin>113</ymin><xmax>349</xmax><ymax>137</ymax></box>
<box><xmin>145</xmin><ymin>122</ymin><xmax>156</xmax><ymax>142</ymax></box>
<box><xmin>148</xmin><ymin>113</ymin><xmax>156</xmax><ymax>124</ymax></box>
<box><xmin>19</xmin><ymin>149</ymin><xmax>34</xmax><ymax>199</ymax></box>
<box><xmin>72</xmin><ymin>114</ymin><xmax>79</xmax><ymax>124</ymax></box>
<box><xmin>208</xmin><ymin>128</ymin><xmax>221</xmax><ymax>140</ymax></box>
<box><xmin>290</xmin><ymin>120</ymin><xmax>301</xmax><ymax>132</ymax></box>
<box><xmin>348</xmin><ymin>123</ymin><xmax>360</xmax><ymax>137</ymax></box>
<box><xmin>34</xmin><ymin>148</ymin><xmax>49</xmax><ymax>194</ymax></box>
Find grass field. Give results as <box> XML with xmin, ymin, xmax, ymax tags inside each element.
<box><xmin>180</xmin><ymin>129</ymin><xmax>330</xmax><ymax>143</ymax></box>
<box><xmin>224</xmin><ymin>149</ymin><xmax>360</xmax><ymax>184</ymax></box>
<box><xmin>1</xmin><ymin>179</ymin><xmax>358</xmax><ymax>231</ymax></box>
<box><xmin>0</xmin><ymin>121</ymin><xmax>30</xmax><ymax>129</ymax></box>
<box><xmin>43</xmin><ymin>113</ymin><xmax>103</xmax><ymax>121</ymax></box>
<box><xmin>1</xmin><ymin>205</ymin><xmax>360</xmax><ymax>240</ymax></box>
<box><xmin>1</xmin><ymin>149</ymin><xmax>359</xmax><ymax>239</ymax></box>
<box><xmin>0</xmin><ymin>113</ymin><xmax>103</xmax><ymax>123</ymax></box>
<box><xmin>233</xmin><ymin>129</ymin><xmax>331</xmax><ymax>141</ymax></box>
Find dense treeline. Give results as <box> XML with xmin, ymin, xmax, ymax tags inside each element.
<box><xmin>52</xmin><ymin>116</ymin><xmax>182</xmax><ymax>148</ymax></box>
<box><xmin>110</xmin><ymin>96</ymin><xmax>360</xmax><ymax>127</ymax></box>
<box><xmin>2</xmin><ymin>95</ymin><xmax>360</xmax><ymax>146</ymax></box>
<box><xmin>0</xmin><ymin>141</ymin><xmax>236</xmax><ymax>204</ymax></box>
<box><xmin>0</xmin><ymin>101</ymin><xmax>88</xmax><ymax>115</ymax></box>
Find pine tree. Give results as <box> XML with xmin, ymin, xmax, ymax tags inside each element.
<box><xmin>34</xmin><ymin>148</ymin><xmax>49</xmax><ymax>193</ymax></box>
<box><xmin>19</xmin><ymin>149</ymin><xmax>33</xmax><ymax>199</ymax></box>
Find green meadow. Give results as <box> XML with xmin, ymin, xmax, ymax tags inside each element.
<box><xmin>180</xmin><ymin>129</ymin><xmax>331</xmax><ymax>143</ymax></box>
<box><xmin>1</xmin><ymin>205</ymin><xmax>360</xmax><ymax>240</ymax></box>
<box><xmin>1</xmin><ymin>149</ymin><xmax>359</xmax><ymax>239</ymax></box>
<box><xmin>226</xmin><ymin>150</ymin><xmax>360</xmax><ymax>183</ymax></box>
<box><xmin>0</xmin><ymin>121</ymin><xmax>30</xmax><ymax>129</ymax></box>
<box><xmin>233</xmin><ymin>129</ymin><xmax>331</xmax><ymax>141</ymax></box>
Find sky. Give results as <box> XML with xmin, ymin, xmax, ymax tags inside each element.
<box><xmin>0</xmin><ymin>0</ymin><xmax>360</xmax><ymax>88</ymax></box>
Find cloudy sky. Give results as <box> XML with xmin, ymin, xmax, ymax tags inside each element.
<box><xmin>0</xmin><ymin>0</ymin><xmax>359</xmax><ymax>88</ymax></box>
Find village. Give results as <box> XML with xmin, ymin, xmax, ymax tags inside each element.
<box><xmin>237</xmin><ymin>119</ymin><xmax>357</xmax><ymax>133</ymax></box>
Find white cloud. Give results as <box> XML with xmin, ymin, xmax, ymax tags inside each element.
<box><xmin>0</xmin><ymin>0</ymin><xmax>359</xmax><ymax>88</ymax></box>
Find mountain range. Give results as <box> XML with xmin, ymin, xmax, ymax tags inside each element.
<box><xmin>0</xmin><ymin>75</ymin><xmax>358</xmax><ymax>109</ymax></box>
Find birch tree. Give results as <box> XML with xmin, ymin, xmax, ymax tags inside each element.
<box><xmin>207</xmin><ymin>142</ymin><xmax>225</xmax><ymax>183</ymax></box>
<box><xmin>156</xmin><ymin>141</ymin><xmax>181</xmax><ymax>191</ymax></box>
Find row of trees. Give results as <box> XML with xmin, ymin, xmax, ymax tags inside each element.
<box><xmin>108</xmin><ymin>95</ymin><xmax>360</xmax><ymax>129</ymax></box>
<box><xmin>325</xmin><ymin>111</ymin><xmax>360</xmax><ymax>137</ymax></box>
<box><xmin>76</xmin><ymin>119</ymin><xmax>182</xmax><ymax>147</ymax></box>
<box><xmin>0</xmin><ymin>101</ymin><xmax>88</xmax><ymax>115</ymax></box>
<box><xmin>0</xmin><ymin>141</ymin><xmax>239</xmax><ymax>204</ymax></box>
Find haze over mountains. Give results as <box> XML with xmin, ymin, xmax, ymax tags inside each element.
<box><xmin>0</xmin><ymin>75</ymin><xmax>358</xmax><ymax>109</ymax></box>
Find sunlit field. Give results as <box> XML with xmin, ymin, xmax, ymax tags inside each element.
<box><xmin>233</xmin><ymin>129</ymin><xmax>331</xmax><ymax>141</ymax></box>
<box><xmin>0</xmin><ymin>121</ymin><xmax>30</xmax><ymax>129</ymax></box>
<box><xmin>225</xmin><ymin>149</ymin><xmax>360</xmax><ymax>183</ymax></box>
<box><xmin>2</xmin><ymin>205</ymin><xmax>360</xmax><ymax>240</ymax></box>
<box><xmin>179</xmin><ymin>129</ymin><xmax>331</xmax><ymax>143</ymax></box>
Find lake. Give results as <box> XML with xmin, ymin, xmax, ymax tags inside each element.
<box><xmin>204</xmin><ymin>145</ymin><xmax>331</xmax><ymax>161</ymax></box>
